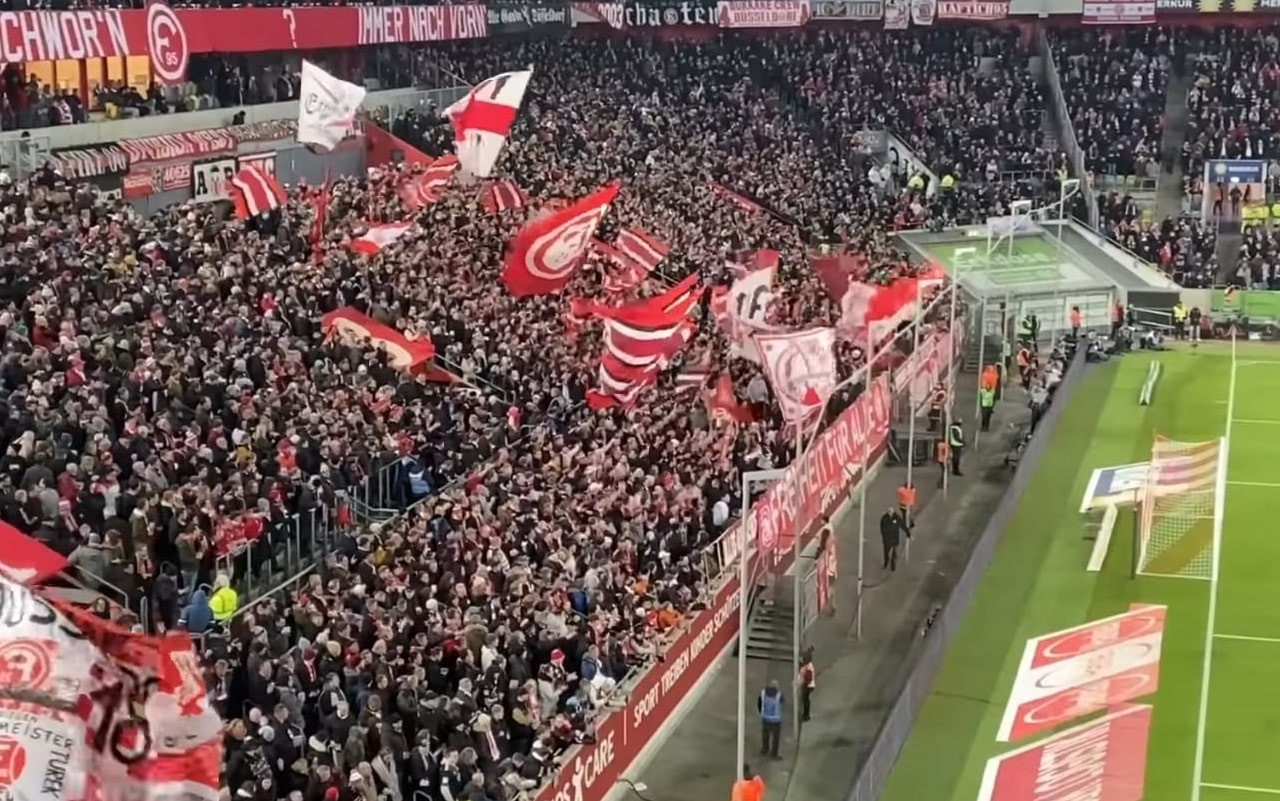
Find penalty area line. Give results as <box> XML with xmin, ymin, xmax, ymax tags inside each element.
<box><xmin>1202</xmin><ymin>783</ymin><xmax>1280</xmax><ymax>796</ymax></box>
<box><xmin>1227</xmin><ymin>481</ymin><xmax>1280</xmax><ymax>488</ymax></box>
<box><xmin>1215</xmin><ymin>633</ymin><xmax>1280</xmax><ymax>644</ymax></box>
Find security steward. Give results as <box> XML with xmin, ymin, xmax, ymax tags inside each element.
<box><xmin>979</xmin><ymin>382</ymin><xmax>996</xmax><ymax>431</ymax></box>
<box><xmin>1172</xmin><ymin>300</ymin><xmax>1187</xmax><ymax>340</ymax></box>
<box><xmin>1189</xmin><ymin>305</ymin><xmax>1203</xmax><ymax>344</ymax></box>
<box><xmin>797</xmin><ymin>648</ymin><xmax>816</xmax><ymax>722</ymax></box>
<box><xmin>897</xmin><ymin>481</ymin><xmax>916</xmax><ymax>530</ymax></box>
<box><xmin>927</xmin><ymin>382</ymin><xmax>947</xmax><ymax>431</ymax></box>
<box><xmin>1016</xmin><ymin>343</ymin><xmax>1033</xmax><ymax>389</ymax></box>
<box><xmin>948</xmin><ymin>417</ymin><xmax>966</xmax><ymax>477</ymax></box>
<box><xmin>879</xmin><ymin>506</ymin><xmax>906</xmax><ymax>571</ymax></box>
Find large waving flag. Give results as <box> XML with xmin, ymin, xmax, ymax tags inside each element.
<box><xmin>229</xmin><ymin>166</ymin><xmax>286</xmax><ymax>219</ymax></box>
<box><xmin>483</xmin><ymin>179</ymin><xmax>529</xmax><ymax>215</ymax></box>
<box><xmin>297</xmin><ymin>60</ymin><xmax>367</xmax><ymax>151</ymax></box>
<box><xmin>322</xmin><ymin>308</ymin><xmax>435</xmax><ymax>369</ymax></box>
<box><xmin>839</xmin><ymin>277</ymin><xmax>920</xmax><ymax>345</ymax></box>
<box><xmin>755</xmin><ymin>327</ymin><xmax>839</xmax><ymax>424</ymax></box>
<box><xmin>445</xmin><ymin>69</ymin><xmax>533</xmax><ymax>178</ymax></box>
<box><xmin>502</xmin><ymin>182</ymin><xmax>619</xmax><ymax>297</ymax></box>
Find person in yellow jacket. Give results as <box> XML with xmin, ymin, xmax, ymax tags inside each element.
<box><xmin>209</xmin><ymin>573</ymin><xmax>239</xmax><ymax>623</ymax></box>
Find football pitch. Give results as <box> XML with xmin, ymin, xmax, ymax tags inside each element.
<box><xmin>921</xmin><ymin>236</ymin><xmax>1076</xmax><ymax>286</ymax></box>
<box><xmin>878</xmin><ymin>342</ymin><xmax>1280</xmax><ymax>801</ymax></box>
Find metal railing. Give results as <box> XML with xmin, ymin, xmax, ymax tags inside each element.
<box><xmin>1037</xmin><ymin>28</ymin><xmax>1099</xmax><ymax>230</ymax></box>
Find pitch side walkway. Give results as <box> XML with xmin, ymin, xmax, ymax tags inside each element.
<box><xmin>631</xmin><ymin>373</ymin><xmax>1029</xmax><ymax>801</ymax></box>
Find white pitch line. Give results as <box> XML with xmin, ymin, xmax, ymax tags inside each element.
<box><xmin>1215</xmin><ymin>633</ymin><xmax>1280</xmax><ymax>644</ymax></box>
<box><xmin>1232</xmin><ymin>418</ymin><xmax>1280</xmax><ymax>425</ymax></box>
<box><xmin>1191</xmin><ymin>344</ymin><xmax>1235</xmax><ymax>801</ymax></box>
<box><xmin>1202</xmin><ymin>783</ymin><xmax>1280</xmax><ymax>796</ymax></box>
<box><xmin>1227</xmin><ymin>481</ymin><xmax>1280</xmax><ymax>488</ymax></box>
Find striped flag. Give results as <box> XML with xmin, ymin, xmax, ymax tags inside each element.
<box><xmin>482</xmin><ymin>180</ymin><xmax>529</xmax><ymax>215</ymax></box>
<box><xmin>399</xmin><ymin>155</ymin><xmax>459</xmax><ymax>209</ymax></box>
<box><xmin>229</xmin><ymin>166</ymin><xmax>286</xmax><ymax>220</ymax></box>
<box><xmin>616</xmin><ymin>228</ymin><xmax>669</xmax><ymax>272</ymax></box>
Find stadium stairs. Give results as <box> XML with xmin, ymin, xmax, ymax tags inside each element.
<box><xmin>1155</xmin><ymin>58</ymin><xmax>1194</xmax><ymax>223</ymax></box>
<box><xmin>744</xmin><ymin>586</ymin><xmax>797</xmax><ymax>662</ymax></box>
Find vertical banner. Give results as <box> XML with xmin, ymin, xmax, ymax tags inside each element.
<box><xmin>884</xmin><ymin>0</ymin><xmax>909</xmax><ymax>27</ymax></box>
<box><xmin>1081</xmin><ymin>0</ymin><xmax>1155</xmax><ymax>22</ymax></box>
<box><xmin>910</xmin><ymin>0</ymin><xmax>936</xmax><ymax>23</ymax></box>
<box><xmin>1202</xmin><ymin>159</ymin><xmax>1268</xmax><ymax>224</ymax></box>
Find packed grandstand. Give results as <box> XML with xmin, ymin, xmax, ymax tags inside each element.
<box><xmin>0</xmin><ymin>7</ymin><xmax>1275</xmax><ymax>801</ymax></box>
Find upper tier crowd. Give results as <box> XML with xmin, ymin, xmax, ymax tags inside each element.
<box><xmin>2</xmin><ymin>23</ymin><xmax>1268</xmax><ymax>801</ymax></box>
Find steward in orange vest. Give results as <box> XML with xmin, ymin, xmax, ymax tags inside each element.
<box><xmin>897</xmin><ymin>482</ymin><xmax>916</xmax><ymax>529</ymax></box>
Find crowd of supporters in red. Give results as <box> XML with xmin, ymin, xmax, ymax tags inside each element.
<box><xmin>0</xmin><ymin>18</ymin><xmax>1270</xmax><ymax>801</ymax></box>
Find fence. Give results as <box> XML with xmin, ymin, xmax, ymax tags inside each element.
<box><xmin>1037</xmin><ymin>28</ymin><xmax>1099</xmax><ymax>231</ymax></box>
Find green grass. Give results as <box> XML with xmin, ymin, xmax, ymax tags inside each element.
<box><xmin>1210</xmin><ymin>288</ymin><xmax>1280</xmax><ymax>321</ymax></box>
<box><xmin>921</xmin><ymin>236</ymin><xmax>1069</xmax><ymax>285</ymax></box>
<box><xmin>879</xmin><ymin>344</ymin><xmax>1280</xmax><ymax>801</ymax></box>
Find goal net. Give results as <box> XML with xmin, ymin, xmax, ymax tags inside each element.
<box><xmin>1136</xmin><ymin>436</ymin><xmax>1225</xmax><ymax>578</ymax></box>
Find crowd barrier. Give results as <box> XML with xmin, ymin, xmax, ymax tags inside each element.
<box><xmin>839</xmin><ymin>345</ymin><xmax>1086</xmax><ymax>801</ymax></box>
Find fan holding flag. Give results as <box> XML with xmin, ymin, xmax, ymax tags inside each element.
<box><xmin>755</xmin><ymin>328</ymin><xmax>840</xmax><ymax>430</ymax></box>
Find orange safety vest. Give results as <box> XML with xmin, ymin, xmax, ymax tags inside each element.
<box><xmin>1070</xmin><ymin>308</ymin><xmax>1082</xmax><ymax>329</ymax></box>
<box><xmin>897</xmin><ymin>484</ymin><xmax>917</xmax><ymax>509</ymax></box>
<box><xmin>936</xmin><ymin>441</ymin><xmax>950</xmax><ymax>463</ymax></box>
<box><xmin>980</xmin><ymin>365</ymin><xmax>999</xmax><ymax>391</ymax></box>
<box><xmin>732</xmin><ymin>776</ymin><xmax>766</xmax><ymax>801</ymax></box>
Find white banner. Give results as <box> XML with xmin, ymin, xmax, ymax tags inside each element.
<box><xmin>910</xmin><ymin>0</ymin><xmax>936</xmax><ymax>24</ymax></box>
<box><xmin>297</xmin><ymin>60</ymin><xmax>367</xmax><ymax>151</ymax></box>
<box><xmin>190</xmin><ymin>158</ymin><xmax>236</xmax><ymax>202</ymax></box>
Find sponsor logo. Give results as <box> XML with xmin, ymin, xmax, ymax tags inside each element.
<box><xmin>811</xmin><ymin>0</ymin><xmax>883</xmax><ymax>17</ymax></box>
<box><xmin>998</xmin><ymin>606</ymin><xmax>1166</xmax><ymax>742</ymax></box>
<box><xmin>979</xmin><ymin>705</ymin><xmax>1153</xmax><ymax>801</ymax></box>
<box><xmin>1154</xmin><ymin>0</ymin><xmax>1193</xmax><ymax>7</ymax></box>
<box><xmin>146</xmin><ymin>2</ymin><xmax>189</xmax><ymax>84</ymax></box>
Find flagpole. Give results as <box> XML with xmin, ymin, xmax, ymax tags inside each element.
<box><xmin>792</xmin><ymin>423</ymin><xmax>807</xmax><ymax>739</ymax></box>
<box><xmin>943</xmin><ymin>273</ymin><xmax>959</xmax><ymax>498</ymax></box>
<box><xmin>904</xmin><ymin>279</ymin><xmax>923</xmax><ymax>563</ymax></box>
<box><xmin>856</xmin><ymin>404</ymin><xmax>868</xmax><ymax>640</ymax></box>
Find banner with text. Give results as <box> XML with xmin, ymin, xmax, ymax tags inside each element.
<box><xmin>570</xmin><ymin>0</ymin><xmax>719</xmax><ymax>26</ymax></box>
<box><xmin>809</xmin><ymin>0</ymin><xmax>884</xmax><ymax>18</ymax></box>
<box><xmin>717</xmin><ymin>0</ymin><xmax>812</xmax><ymax>26</ymax></box>
<box><xmin>1082</xmin><ymin>0</ymin><xmax>1156</xmax><ymax>22</ymax></box>
<box><xmin>488</xmin><ymin>2</ymin><xmax>569</xmax><ymax>33</ymax></box>
<box><xmin>0</xmin><ymin>6</ymin><xmax>487</xmax><ymax>83</ymax></box>
<box><xmin>936</xmin><ymin>0</ymin><xmax>1009</xmax><ymax>18</ymax></box>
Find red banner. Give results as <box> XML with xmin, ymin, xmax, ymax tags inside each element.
<box><xmin>715</xmin><ymin>0</ymin><xmax>812</xmax><ymax>27</ymax></box>
<box><xmin>1081</xmin><ymin>0</ymin><xmax>1155</xmax><ymax>22</ymax></box>
<box><xmin>936</xmin><ymin>0</ymin><xmax>1010</xmax><ymax>18</ymax></box>
<box><xmin>716</xmin><ymin>372</ymin><xmax>892</xmax><ymax>569</ymax></box>
<box><xmin>0</xmin><ymin>6</ymin><xmax>487</xmax><ymax>79</ymax></box>
<box><xmin>979</xmin><ymin>705</ymin><xmax>1153</xmax><ymax>801</ymax></box>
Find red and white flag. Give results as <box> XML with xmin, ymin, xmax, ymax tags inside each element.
<box><xmin>755</xmin><ymin>327</ymin><xmax>839</xmax><ymax>424</ymax></box>
<box><xmin>350</xmin><ymin>222</ymin><xmax>413</xmax><ymax>255</ymax></box>
<box><xmin>483</xmin><ymin>179</ymin><xmax>529</xmax><ymax>215</ymax></box>
<box><xmin>445</xmin><ymin>69</ymin><xmax>534</xmax><ymax>178</ymax></box>
<box><xmin>502</xmin><ymin>182</ymin><xmax>620</xmax><ymax>297</ymax></box>
<box><xmin>229</xmin><ymin>166</ymin><xmax>285</xmax><ymax>219</ymax></box>
<box><xmin>399</xmin><ymin>155</ymin><xmax>459</xmax><ymax>209</ymax></box>
<box><xmin>616</xmin><ymin>228</ymin><xmax>670</xmax><ymax>272</ymax></box>
<box><xmin>594</xmin><ymin>239</ymin><xmax>649</xmax><ymax>295</ymax></box>
<box><xmin>706</xmin><ymin>374</ymin><xmax>755</xmax><ymax>425</ymax></box>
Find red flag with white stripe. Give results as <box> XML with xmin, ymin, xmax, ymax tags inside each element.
<box><xmin>483</xmin><ymin>179</ymin><xmax>529</xmax><ymax>215</ymax></box>
<box><xmin>616</xmin><ymin>228</ymin><xmax>670</xmax><ymax>272</ymax></box>
<box><xmin>399</xmin><ymin>155</ymin><xmax>459</xmax><ymax>209</ymax></box>
<box><xmin>230</xmin><ymin>166</ymin><xmax>286</xmax><ymax>219</ymax></box>
<box><xmin>502</xmin><ymin>182</ymin><xmax>619</xmax><ymax>297</ymax></box>
<box><xmin>350</xmin><ymin>222</ymin><xmax>413</xmax><ymax>255</ymax></box>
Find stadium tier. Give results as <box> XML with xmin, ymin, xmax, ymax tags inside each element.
<box><xmin>0</xmin><ymin>9</ymin><xmax>1279</xmax><ymax>801</ymax></box>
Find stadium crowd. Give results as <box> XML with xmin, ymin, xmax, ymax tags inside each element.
<box><xmin>3</xmin><ymin>22</ymin><xmax>1255</xmax><ymax>801</ymax></box>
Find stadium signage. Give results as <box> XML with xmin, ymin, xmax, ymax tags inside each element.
<box><xmin>570</xmin><ymin>1</ymin><xmax>719</xmax><ymax>27</ymax></box>
<box><xmin>977</xmin><ymin>705</ymin><xmax>1153</xmax><ymax>801</ymax></box>
<box><xmin>0</xmin><ymin>6</ymin><xmax>487</xmax><ymax>75</ymax></box>
<box><xmin>809</xmin><ymin>0</ymin><xmax>884</xmax><ymax>18</ymax></box>
<box><xmin>190</xmin><ymin>158</ymin><xmax>237</xmax><ymax>203</ymax></box>
<box><xmin>1081</xmin><ymin>0</ymin><xmax>1156</xmax><ymax>22</ymax></box>
<box><xmin>936</xmin><ymin>0</ymin><xmax>1010</xmax><ymax>18</ymax></box>
<box><xmin>122</xmin><ymin>164</ymin><xmax>188</xmax><ymax>199</ymax></box>
<box><xmin>487</xmin><ymin>2</ymin><xmax>569</xmax><ymax>32</ymax></box>
<box><xmin>717</xmin><ymin>0</ymin><xmax>813</xmax><ymax>27</ymax></box>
